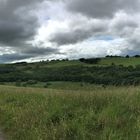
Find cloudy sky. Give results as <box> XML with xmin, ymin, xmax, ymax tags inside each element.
<box><xmin>1</xmin><ymin>0</ymin><xmax>140</xmax><ymax>63</ymax></box>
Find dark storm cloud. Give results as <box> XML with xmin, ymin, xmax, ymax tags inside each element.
<box><xmin>0</xmin><ymin>47</ymin><xmax>60</xmax><ymax>63</ymax></box>
<box><xmin>66</xmin><ymin>0</ymin><xmax>140</xmax><ymax>18</ymax></box>
<box><xmin>0</xmin><ymin>0</ymin><xmax>43</xmax><ymax>46</ymax></box>
<box><xmin>0</xmin><ymin>54</ymin><xmax>31</xmax><ymax>63</ymax></box>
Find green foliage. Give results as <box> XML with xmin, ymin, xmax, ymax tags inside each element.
<box><xmin>0</xmin><ymin>85</ymin><xmax>139</xmax><ymax>140</ymax></box>
<box><xmin>1</xmin><ymin>58</ymin><xmax>140</xmax><ymax>86</ymax></box>
<box><xmin>15</xmin><ymin>81</ymin><xmax>21</xmax><ymax>87</ymax></box>
<box><xmin>44</xmin><ymin>82</ymin><xmax>52</xmax><ymax>88</ymax></box>
<box><xmin>79</xmin><ymin>58</ymin><xmax>101</xmax><ymax>64</ymax></box>
<box><xmin>26</xmin><ymin>80</ymin><xmax>37</xmax><ymax>85</ymax></box>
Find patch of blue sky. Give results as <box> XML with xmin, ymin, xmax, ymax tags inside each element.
<box><xmin>88</xmin><ymin>35</ymin><xmax>115</xmax><ymax>41</ymax></box>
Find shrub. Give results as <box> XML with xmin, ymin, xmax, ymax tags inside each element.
<box><xmin>44</xmin><ymin>82</ymin><xmax>52</xmax><ymax>88</ymax></box>
<box><xmin>26</xmin><ymin>80</ymin><xmax>37</xmax><ymax>85</ymax></box>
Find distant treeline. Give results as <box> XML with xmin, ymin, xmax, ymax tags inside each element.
<box><xmin>1</xmin><ymin>63</ymin><xmax>140</xmax><ymax>86</ymax></box>
<box><xmin>79</xmin><ymin>58</ymin><xmax>101</xmax><ymax>64</ymax></box>
<box><xmin>13</xmin><ymin>55</ymin><xmax>140</xmax><ymax>66</ymax></box>
<box><xmin>106</xmin><ymin>55</ymin><xmax>140</xmax><ymax>58</ymax></box>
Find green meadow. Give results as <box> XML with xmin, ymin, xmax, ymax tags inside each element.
<box><xmin>0</xmin><ymin>85</ymin><xmax>140</xmax><ymax>140</ymax></box>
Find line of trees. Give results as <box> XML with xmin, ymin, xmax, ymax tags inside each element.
<box><xmin>1</xmin><ymin>64</ymin><xmax>140</xmax><ymax>86</ymax></box>
<box><xmin>79</xmin><ymin>58</ymin><xmax>101</xmax><ymax>64</ymax></box>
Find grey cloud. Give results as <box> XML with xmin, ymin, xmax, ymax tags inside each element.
<box><xmin>0</xmin><ymin>47</ymin><xmax>60</xmax><ymax>63</ymax></box>
<box><xmin>109</xmin><ymin>12</ymin><xmax>139</xmax><ymax>38</ymax></box>
<box><xmin>50</xmin><ymin>29</ymin><xmax>92</xmax><ymax>45</ymax></box>
<box><xmin>112</xmin><ymin>20</ymin><xmax>138</xmax><ymax>32</ymax></box>
<box><xmin>49</xmin><ymin>1</ymin><xmax>140</xmax><ymax>46</ymax></box>
<box><xmin>23</xmin><ymin>47</ymin><xmax>60</xmax><ymax>56</ymax></box>
<box><xmin>49</xmin><ymin>20</ymin><xmax>108</xmax><ymax>45</ymax></box>
<box><xmin>66</xmin><ymin>0</ymin><xmax>140</xmax><ymax>18</ymax></box>
<box><xmin>108</xmin><ymin>27</ymin><xmax>140</xmax><ymax>56</ymax></box>
<box><xmin>0</xmin><ymin>0</ymin><xmax>43</xmax><ymax>46</ymax></box>
<box><xmin>0</xmin><ymin>54</ymin><xmax>31</xmax><ymax>63</ymax></box>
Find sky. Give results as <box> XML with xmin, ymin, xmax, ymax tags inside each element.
<box><xmin>0</xmin><ymin>0</ymin><xmax>140</xmax><ymax>63</ymax></box>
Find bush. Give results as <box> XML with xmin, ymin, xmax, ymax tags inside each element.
<box><xmin>22</xmin><ymin>83</ymin><xmax>27</xmax><ymax>87</ymax></box>
<box><xmin>26</xmin><ymin>80</ymin><xmax>37</xmax><ymax>85</ymax></box>
<box><xmin>15</xmin><ymin>81</ymin><xmax>21</xmax><ymax>87</ymax></box>
<box><xmin>44</xmin><ymin>82</ymin><xmax>52</xmax><ymax>88</ymax></box>
<box><xmin>79</xmin><ymin>58</ymin><xmax>101</xmax><ymax>64</ymax></box>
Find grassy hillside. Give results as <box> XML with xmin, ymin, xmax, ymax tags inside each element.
<box><xmin>0</xmin><ymin>85</ymin><xmax>140</xmax><ymax>140</ymax></box>
<box><xmin>1</xmin><ymin>57</ymin><xmax>140</xmax><ymax>86</ymax></box>
<box><xmin>99</xmin><ymin>57</ymin><xmax>140</xmax><ymax>66</ymax></box>
<box><xmin>36</xmin><ymin>57</ymin><xmax>140</xmax><ymax>67</ymax></box>
<box><xmin>45</xmin><ymin>57</ymin><xmax>140</xmax><ymax>67</ymax></box>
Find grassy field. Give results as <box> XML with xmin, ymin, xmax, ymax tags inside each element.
<box><xmin>12</xmin><ymin>57</ymin><xmax>140</xmax><ymax>69</ymax></box>
<box><xmin>4</xmin><ymin>81</ymin><xmax>105</xmax><ymax>90</ymax></box>
<box><xmin>99</xmin><ymin>57</ymin><xmax>140</xmax><ymax>67</ymax></box>
<box><xmin>0</xmin><ymin>85</ymin><xmax>140</xmax><ymax>140</ymax></box>
<box><xmin>38</xmin><ymin>57</ymin><xmax>140</xmax><ymax>67</ymax></box>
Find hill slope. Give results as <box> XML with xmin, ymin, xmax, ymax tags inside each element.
<box><xmin>0</xmin><ymin>57</ymin><xmax>140</xmax><ymax>86</ymax></box>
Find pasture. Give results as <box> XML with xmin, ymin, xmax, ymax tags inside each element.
<box><xmin>0</xmin><ymin>85</ymin><xmax>139</xmax><ymax>140</ymax></box>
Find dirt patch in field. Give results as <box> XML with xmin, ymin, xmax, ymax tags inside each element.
<box><xmin>0</xmin><ymin>131</ymin><xmax>5</xmax><ymax>140</ymax></box>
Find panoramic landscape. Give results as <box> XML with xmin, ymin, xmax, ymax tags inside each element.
<box><xmin>0</xmin><ymin>0</ymin><xmax>140</xmax><ymax>140</ymax></box>
<box><xmin>0</xmin><ymin>57</ymin><xmax>140</xmax><ymax>140</ymax></box>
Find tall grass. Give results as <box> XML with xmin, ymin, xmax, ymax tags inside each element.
<box><xmin>0</xmin><ymin>85</ymin><xmax>140</xmax><ymax>140</ymax></box>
